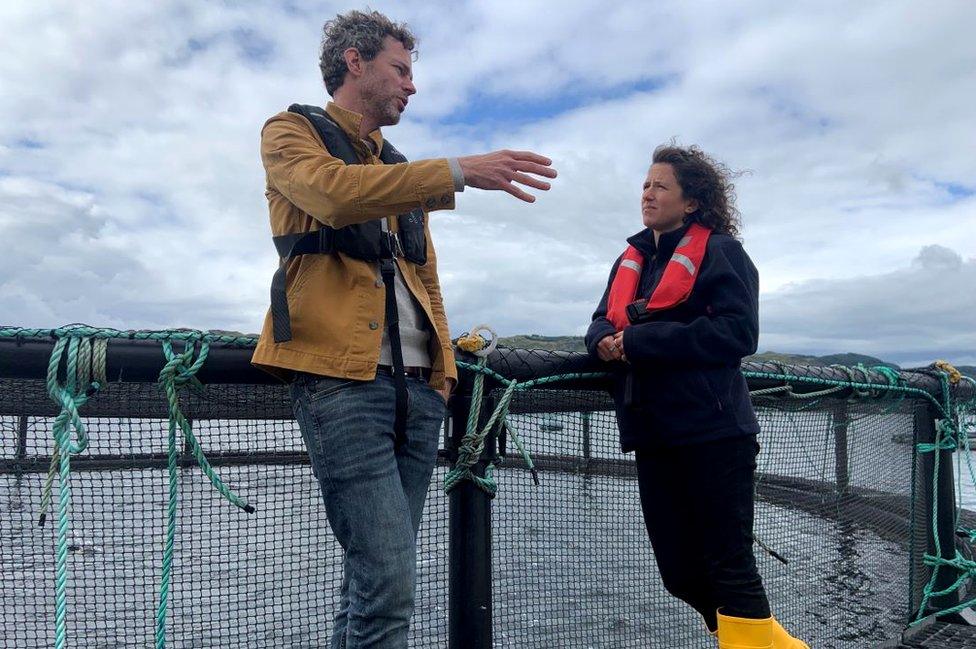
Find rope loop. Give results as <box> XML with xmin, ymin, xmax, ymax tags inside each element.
<box><xmin>37</xmin><ymin>334</ymin><xmax>107</xmax><ymax>649</ymax></box>
<box><xmin>456</xmin><ymin>324</ymin><xmax>498</xmax><ymax>357</ymax></box>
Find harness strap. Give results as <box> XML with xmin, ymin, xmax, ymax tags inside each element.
<box><xmin>270</xmin><ymin>229</ymin><xmax>335</xmax><ymax>343</ymax></box>
<box><xmin>378</xmin><ymin>234</ymin><xmax>409</xmax><ymax>448</ymax></box>
<box><xmin>271</xmin><ymin>104</ymin><xmax>411</xmax><ymax>443</ymax></box>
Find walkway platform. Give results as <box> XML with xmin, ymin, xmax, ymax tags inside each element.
<box><xmin>882</xmin><ymin>621</ymin><xmax>976</xmax><ymax>648</ymax></box>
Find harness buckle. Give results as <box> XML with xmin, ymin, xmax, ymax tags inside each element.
<box><xmin>389</xmin><ymin>231</ymin><xmax>404</xmax><ymax>258</ymax></box>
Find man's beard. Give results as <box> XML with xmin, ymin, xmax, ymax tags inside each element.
<box><xmin>361</xmin><ymin>79</ymin><xmax>401</xmax><ymax>127</ymax></box>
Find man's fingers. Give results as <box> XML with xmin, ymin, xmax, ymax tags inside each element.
<box><xmin>511</xmin><ymin>172</ymin><xmax>551</xmax><ymax>191</ymax></box>
<box><xmin>503</xmin><ymin>183</ymin><xmax>536</xmax><ymax>203</ymax></box>
<box><xmin>508</xmin><ymin>150</ymin><xmax>553</xmax><ymax>165</ymax></box>
<box><xmin>515</xmin><ymin>161</ymin><xmax>558</xmax><ymax>179</ymax></box>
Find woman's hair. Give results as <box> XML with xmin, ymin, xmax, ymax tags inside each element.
<box><xmin>651</xmin><ymin>144</ymin><xmax>741</xmax><ymax>238</ymax></box>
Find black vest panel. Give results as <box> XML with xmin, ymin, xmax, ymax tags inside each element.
<box><xmin>269</xmin><ymin>104</ymin><xmax>430</xmax><ymax>343</ymax></box>
<box><xmin>286</xmin><ymin>103</ymin><xmax>427</xmax><ymax>265</ymax></box>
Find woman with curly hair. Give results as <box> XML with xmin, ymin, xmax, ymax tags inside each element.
<box><xmin>585</xmin><ymin>145</ymin><xmax>808</xmax><ymax>649</ymax></box>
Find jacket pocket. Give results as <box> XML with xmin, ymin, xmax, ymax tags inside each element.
<box><xmin>700</xmin><ymin>368</ymin><xmax>731</xmax><ymax>412</ymax></box>
<box><xmin>639</xmin><ymin>368</ymin><xmax>725</xmax><ymax>433</ymax></box>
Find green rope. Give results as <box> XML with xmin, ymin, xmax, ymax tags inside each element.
<box><xmin>503</xmin><ymin>419</ymin><xmax>540</xmax><ymax>486</ymax></box>
<box><xmin>907</xmin><ymin>371</ymin><xmax>976</xmax><ymax>625</ymax></box>
<box><xmin>443</xmin><ymin>357</ymin><xmax>505</xmax><ymax>496</ymax></box>
<box><xmin>748</xmin><ymin>385</ymin><xmax>791</xmax><ymax>397</ymax></box>
<box><xmin>3</xmin><ymin>326</ymin><xmax>255</xmax><ymax>648</ymax></box>
<box><xmin>38</xmin><ymin>337</ymin><xmax>107</xmax><ymax>526</ymax></box>
<box><xmin>44</xmin><ymin>337</ymin><xmax>102</xmax><ymax>649</ymax></box>
<box><xmin>154</xmin><ymin>339</ymin><xmax>254</xmax><ymax>649</ymax></box>
<box><xmin>954</xmin><ymin>383</ymin><xmax>976</xmax><ymax>542</ymax></box>
<box><xmin>444</xmin><ymin>358</ymin><xmax>609</xmax><ymax>496</ymax></box>
<box><xmin>741</xmin><ymin>368</ymin><xmax>955</xmax><ymax>421</ymax></box>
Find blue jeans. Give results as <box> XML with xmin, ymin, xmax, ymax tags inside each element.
<box><xmin>290</xmin><ymin>372</ymin><xmax>446</xmax><ymax>649</ymax></box>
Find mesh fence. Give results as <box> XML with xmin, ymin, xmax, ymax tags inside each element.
<box><xmin>0</xmin><ymin>339</ymin><xmax>973</xmax><ymax>648</ymax></box>
<box><xmin>489</xmin><ymin>389</ymin><xmax>922</xmax><ymax>648</ymax></box>
<box><xmin>0</xmin><ymin>379</ymin><xmax>447</xmax><ymax>648</ymax></box>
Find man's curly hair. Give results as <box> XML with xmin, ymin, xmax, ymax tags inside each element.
<box><xmin>652</xmin><ymin>144</ymin><xmax>742</xmax><ymax>238</ymax></box>
<box><xmin>319</xmin><ymin>10</ymin><xmax>417</xmax><ymax>96</ymax></box>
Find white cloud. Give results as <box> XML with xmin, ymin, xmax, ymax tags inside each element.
<box><xmin>761</xmin><ymin>245</ymin><xmax>976</xmax><ymax>366</ymax></box>
<box><xmin>0</xmin><ymin>0</ymin><xmax>973</xmax><ymax>365</ymax></box>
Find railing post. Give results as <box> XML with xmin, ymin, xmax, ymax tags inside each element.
<box><xmin>448</xmin><ymin>388</ymin><xmax>495</xmax><ymax>649</ymax></box>
<box><xmin>912</xmin><ymin>401</ymin><xmax>961</xmax><ymax>618</ymax></box>
<box><xmin>832</xmin><ymin>402</ymin><xmax>849</xmax><ymax>495</ymax></box>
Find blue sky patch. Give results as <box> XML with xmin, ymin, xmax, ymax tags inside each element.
<box><xmin>440</xmin><ymin>76</ymin><xmax>672</xmax><ymax>128</ymax></box>
<box><xmin>914</xmin><ymin>174</ymin><xmax>976</xmax><ymax>202</ymax></box>
<box><xmin>939</xmin><ymin>181</ymin><xmax>975</xmax><ymax>199</ymax></box>
<box><xmin>167</xmin><ymin>29</ymin><xmax>274</xmax><ymax>67</ymax></box>
<box><xmin>754</xmin><ymin>85</ymin><xmax>832</xmax><ymax>132</ymax></box>
<box><xmin>13</xmin><ymin>138</ymin><xmax>44</xmax><ymax>150</ymax></box>
<box><xmin>232</xmin><ymin>28</ymin><xmax>275</xmax><ymax>65</ymax></box>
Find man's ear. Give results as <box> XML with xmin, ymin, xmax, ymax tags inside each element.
<box><xmin>685</xmin><ymin>199</ymin><xmax>699</xmax><ymax>214</ymax></box>
<box><xmin>343</xmin><ymin>47</ymin><xmax>364</xmax><ymax>78</ymax></box>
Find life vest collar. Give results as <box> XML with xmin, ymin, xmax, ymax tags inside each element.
<box><xmin>606</xmin><ymin>222</ymin><xmax>712</xmax><ymax>331</ymax></box>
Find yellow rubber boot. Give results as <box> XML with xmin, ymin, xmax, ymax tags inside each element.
<box><xmin>716</xmin><ymin>612</ymin><xmax>773</xmax><ymax>649</ymax></box>
<box><xmin>771</xmin><ymin>618</ymin><xmax>809</xmax><ymax>649</ymax></box>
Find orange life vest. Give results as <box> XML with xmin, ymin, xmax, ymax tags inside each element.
<box><xmin>606</xmin><ymin>223</ymin><xmax>712</xmax><ymax>331</ymax></box>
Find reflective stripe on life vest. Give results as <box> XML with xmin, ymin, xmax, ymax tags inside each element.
<box><xmin>606</xmin><ymin>223</ymin><xmax>712</xmax><ymax>331</ymax></box>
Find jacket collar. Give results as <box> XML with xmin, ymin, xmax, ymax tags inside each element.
<box><xmin>626</xmin><ymin>222</ymin><xmax>691</xmax><ymax>260</ymax></box>
<box><xmin>325</xmin><ymin>101</ymin><xmax>385</xmax><ymax>156</ymax></box>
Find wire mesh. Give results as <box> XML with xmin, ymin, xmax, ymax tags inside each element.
<box><xmin>0</xmin><ymin>378</ymin><xmax>447</xmax><ymax>648</ymax></box>
<box><xmin>0</xmin><ymin>345</ymin><xmax>970</xmax><ymax>648</ymax></box>
<box><xmin>489</xmin><ymin>389</ymin><xmax>921</xmax><ymax>648</ymax></box>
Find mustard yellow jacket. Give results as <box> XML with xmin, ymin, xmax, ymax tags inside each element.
<box><xmin>251</xmin><ymin>102</ymin><xmax>458</xmax><ymax>389</ymax></box>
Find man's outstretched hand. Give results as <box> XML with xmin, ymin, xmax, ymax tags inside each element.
<box><xmin>458</xmin><ymin>150</ymin><xmax>557</xmax><ymax>202</ymax></box>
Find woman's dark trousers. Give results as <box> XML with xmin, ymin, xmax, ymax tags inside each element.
<box><xmin>635</xmin><ymin>434</ymin><xmax>771</xmax><ymax>632</ymax></box>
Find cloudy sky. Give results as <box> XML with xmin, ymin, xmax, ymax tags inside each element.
<box><xmin>1</xmin><ymin>1</ymin><xmax>974</xmax><ymax>366</ymax></box>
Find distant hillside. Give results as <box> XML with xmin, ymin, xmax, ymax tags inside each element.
<box><xmin>494</xmin><ymin>336</ymin><xmax>976</xmax><ymax>378</ymax></box>
<box><xmin>495</xmin><ymin>335</ymin><xmax>920</xmax><ymax>370</ymax></box>
<box><xmin>748</xmin><ymin>351</ymin><xmax>899</xmax><ymax>369</ymax></box>
<box><xmin>497</xmin><ymin>335</ymin><xmax>587</xmax><ymax>353</ymax></box>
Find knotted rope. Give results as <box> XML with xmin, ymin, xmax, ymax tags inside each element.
<box><xmin>155</xmin><ymin>339</ymin><xmax>253</xmax><ymax>648</ymax></box>
<box><xmin>42</xmin><ymin>336</ymin><xmax>104</xmax><ymax>649</ymax></box>
<box><xmin>444</xmin><ymin>326</ymin><xmax>606</xmax><ymax>496</ymax></box>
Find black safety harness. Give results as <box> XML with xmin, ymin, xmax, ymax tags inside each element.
<box><xmin>269</xmin><ymin>103</ymin><xmax>428</xmax><ymax>447</ymax></box>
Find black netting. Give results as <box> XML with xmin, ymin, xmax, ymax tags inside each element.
<box><xmin>1</xmin><ymin>341</ymin><xmax>973</xmax><ymax>649</ymax></box>
<box><xmin>0</xmin><ymin>379</ymin><xmax>447</xmax><ymax>648</ymax></box>
<box><xmin>489</xmin><ymin>390</ymin><xmax>921</xmax><ymax>648</ymax></box>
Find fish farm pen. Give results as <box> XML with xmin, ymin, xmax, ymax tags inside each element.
<box><xmin>2</xmin><ymin>326</ymin><xmax>976</xmax><ymax>648</ymax></box>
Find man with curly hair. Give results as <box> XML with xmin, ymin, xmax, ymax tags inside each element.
<box><xmin>251</xmin><ymin>9</ymin><xmax>556</xmax><ymax>648</ymax></box>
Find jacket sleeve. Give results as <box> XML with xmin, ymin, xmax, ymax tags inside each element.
<box><xmin>415</xmin><ymin>219</ymin><xmax>457</xmax><ymax>387</ymax></box>
<box><xmin>622</xmin><ymin>239</ymin><xmax>759</xmax><ymax>366</ymax></box>
<box><xmin>260</xmin><ymin>112</ymin><xmax>457</xmax><ymax>228</ymax></box>
<box><xmin>584</xmin><ymin>256</ymin><xmax>623</xmax><ymax>357</ymax></box>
